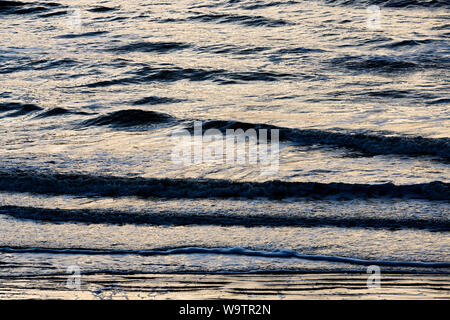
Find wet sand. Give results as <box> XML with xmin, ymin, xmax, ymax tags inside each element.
<box><xmin>1</xmin><ymin>273</ymin><xmax>449</xmax><ymax>300</ymax></box>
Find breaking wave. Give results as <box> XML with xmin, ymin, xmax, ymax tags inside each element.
<box><xmin>132</xmin><ymin>96</ymin><xmax>186</xmax><ymax>106</ymax></box>
<box><xmin>188</xmin><ymin>13</ymin><xmax>293</xmax><ymax>27</ymax></box>
<box><xmin>0</xmin><ymin>171</ymin><xmax>447</xmax><ymax>200</ymax></box>
<box><xmin>82</xmin><ymin>109</ymin><xmax>175</xmax><ymax>128</ymax></box>
<box><xmin>1</xmin><ymin>205</ymin><xmax>448</xmax><ymax>231</ymax></box>
<box><xmin>1</xmin><ymin>246</ymin><xmax>448</xmax><ymax>268</ymax></box>
<box><xmin>83</xmin><ymin>66</ymin><xmax>295</xmax><ymax>87</ymax></box>
<box><xmin>323</xmin><ymin>0</ymin><xmax>450</xmax><ymax>8</ymax></box>
<box><xmin>0</xmin><ymin>1</ymin><xmax>62</xmax><ymax>15</ymax></box>
<box><xmin>0</xmin><ymin>102</ymin><xmax>42</xmax><ymax>117</ymax></box>
<box><xmin>108</xmin><ymin>41</ymin><xmax>191</xmax><ymax>53</ymax></box>
<box><xmin>35</xmin><ymin>107</ymin><xmax>91</xmax><ymax>118</ymax></box>
<box><xmin>188</xmin><ymin>120</ymin><xmax>450</xmax><ymax>160</ymax></box>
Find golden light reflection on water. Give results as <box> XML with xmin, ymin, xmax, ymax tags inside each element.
<box><xmin>1</xmin><ymin>1</ymin><xmax>448</xmax><ymax>135</ymax></box>
<box><xmin>0</xmin><ymin>1</ymin><xmax>448</xmax><ymax>185</ymax></box>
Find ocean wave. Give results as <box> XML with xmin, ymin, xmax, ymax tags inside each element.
<box><xmin>190</xmin><ymin>0</ymin><xmax>300</xmax><ymax>10</ymax></box>
<box><xmin>188</xmin><ymin>13</ymin><xmax>293</xmax><ymax>27</ymax></box>
<box><xmin>0</xmin><ymin>171</ymin><xmax>448</xmax><ymax>200</ymax></box>
<box><xmin>152</xmin><ymin>12</ymin><xmax>293</xmax><ymax>27</ymax></box>
<box><xmin>2</xmin><ymin>205</ymin><xmax>448</xmax><ymax>231</ymax></box>
<box><xmin>191</xmin><ymin>0</ymin><xmax>448</xmax><ymax>10</ymax></box>
<box><xmin>364</xmin><ymin>89</ymin><xmax>411</xmax><ymax>98</ymax></box>
<box><xmin>187</xmin><ymin>120</ymin><xmax>450</xmax><ymax>160</ymax></box>
<box><xmin>132</xmin><ymin>96</ymin><xmax>186</xmax><ymax>106</ymax></box>
<box><xmin>0</xmin><ymin>57</ymin><xmax>77</xmax><ymax>74</ymax></box>
<box><xmin>426</xmin><ymin>98</ymin><xmax>450</xmax><ymax>105</ymax></box>
<box><xmin>242</xmin><ymin>1</ymin><xmax>300</xmax><ymax>10</ymax></box>
<box><xmin>34</xmin><ymin>107</ymin><xmax>91</xmax><ymax>118</ymax></box>
<box><xmin>197</xmin><ymin>44</ymin><xmax>270</xmax><ymax>55</ymax></box>
<box><xmin>323</xmin><ymin>0</ymin><xmax>450</xmax><ymax>8</ymax></box>
<box><xmin>84</xmin><ymin>67</ymin><xmax>221</xmax><ymax>87</ymax></box>
<box><xmin>81</xmin><ymin>109</ymin><xmax>175</xmax><ymax>128</ymax></box>
<box><xmin>87</xmin><ymin>5</ymin><xmax>117</xmax><ymax>13</ymax></box>
<box><xmin>276</xmin><ymin>47</ymin><xmax>326</xmax><ymax>55</ymax></box>
<box><xmin>84</xmin><ymin>66</ymin><xmax>295</xmax><ymax>87</ymax></box>
<box><xmin>56</xmin><ymin>31</ymin><xmax>108</xmax><ymax>39</ymax></box>
<box><xmin>331</xmin><ymin>55</ymin><xmax>418</xmax><ymax>73</ymax></box>
<box><xmin>1</xmin><ymin>246</ymin><xmax>448</xmax><ymax>268</ymax></box>
<box><xmin>333</xmin><ymin>42</ymin><xmax>450</xmax><ymax>72</ymax></box>
<box><xmin>108</xmin><ymin>41</ymin><xmax>191</xmax><ymax>53</ymax></box>
<box><xmin>380</xmin><ymin>39</ymin><xmax>436</xmax><ymax>49</ymax></box>
<box><xmin>0</xmin><ymin>102</ymin><xmax>42</xmax><ymax>117</ymax></box>
<box><xmin>0</xmin><ymin>1</ymin><xmax>62</xmax><ymax>15</ymax></box>
<box><xmin>38</xmin><ymin>9</ymin><xmax>66</xmax><ymax>17</ymax></box>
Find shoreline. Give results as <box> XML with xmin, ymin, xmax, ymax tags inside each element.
<box><xmin>1</xmin><ymin>272</ymin><xmax>449</xmax><ymax>300</ymax></box>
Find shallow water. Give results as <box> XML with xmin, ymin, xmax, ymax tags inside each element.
<box><xmin>0</xmin><ymin>0</ymin><xmax>449</xmax><ymax>280</ymax></box>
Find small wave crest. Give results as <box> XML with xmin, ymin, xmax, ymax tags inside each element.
<box><xmin>2</xmin><ymin>205</ymin><xmax>448</xmax><ymax>231</ymax></box>
<box><xmin>0</xmin><ymin>171</ymin><xmax>448</xmax><ymax>200</ymax></box>
<box><xmin>189</xmin><ymin>13</ymin><xmax>292</xmax><ymax>27</ymax></box>
<box><xmin>87</xmin><ymin>5</ymin><xmax>117</xmax><ymax>13</ymax></box>
<box><xmin>324</xmin><ymin>0</ymin><xmax>450</xmax><ymax>9</ymax></box>
<box><xmin>132</xmin><ymin>96</ymin><xmax>186</xmax><ymax>106</ymax></box>
<box><xmin>1</xmin><ymin>246</ymin><xmax>448</xmax><ymax>268</ymax></box>
<box><xmin>188</xmin><ymin>120</ymin><xmax>450</xmax><ymax>160</ymax></box>
<box><xmin>34</xmin><ymin>107</ymin><xmax>91</xmax><ymax>118</ymax></box>
<box><xmin>84</xmin><ymin>66</ymin><xmax>295</xmax><ymax>87</ymax></box>
<box><xmin>81</xmin><ymin>109</ymin><xmax>175</xmax><ymax>128</ymax></box>
<box><xmin>0</xmin><ymin>57</ymin><xmax>77</xmax><ymax>74</ymax></box>
<box><xmin>331</xmin><ymin>55</ymin><xmax>418</xmax><ymax>74</ymax></box>
<box><xmin>0</xmin><ymin>102</ymin><xmax>42</xmax><ymax>117</ymax></box>
<box><xmin>108</xmin><ymin>41</ymin><xmax>191</xmax><ymax>53</ymax></box>
<box><xmin>56</xmin><ymin>31</ymin><xmax>108</xmax><ymax>39</ymax></box>
<box><xmin>0</xmin><ymin>0</ymin><xmax>62</xmax><ymax>15</ymax></box>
